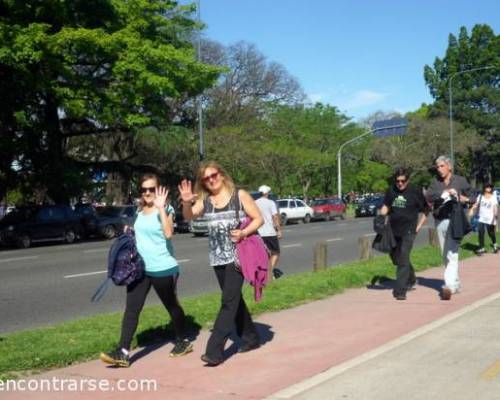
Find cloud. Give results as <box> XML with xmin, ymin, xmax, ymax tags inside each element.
<box><xmin>343</xmin><ymin>90</ymin><xmax>389</xmax><ymax>109</ymax></box>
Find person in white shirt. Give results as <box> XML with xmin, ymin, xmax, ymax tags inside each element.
<box><xmin>255</xmin><ymin>185</ymin><xmax>283</xmax><ymax>279</ymax></box>
<box><xmin>469</xmin><ymin>183</ymin><xmax>498</xmax><ymax>254</ymax></box>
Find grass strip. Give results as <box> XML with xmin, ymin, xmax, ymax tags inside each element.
<box><xmin>0</xmin><ymin>232</ymin><xmax>489</xmax><ymax>380</ymax></box>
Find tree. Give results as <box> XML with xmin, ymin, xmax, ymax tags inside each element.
<box><xmin>0</xmin><ymin>0</ymin><xmax>220</xmax><ymax>203</ymax></box>
<box><xmin>423</xmin><ymin>24</ymin><xmax>500</xmax><ymax>183</ymax></box>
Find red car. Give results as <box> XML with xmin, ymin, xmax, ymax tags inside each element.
<box><xmin>311</xmin><ymin>198</ymin><xmax>346</xmax><ymax>221</ymax></box>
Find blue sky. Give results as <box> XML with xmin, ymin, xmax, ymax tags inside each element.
<box><xmin>196</xmin><ymin>0</ymin><xmax>499</xmax><ymax>121</ymax></box>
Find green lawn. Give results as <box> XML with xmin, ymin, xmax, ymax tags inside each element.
<box><xmin>0</xmin><ymin>232</ymin><xmax>488</xmax><ymax>381</ymax></box>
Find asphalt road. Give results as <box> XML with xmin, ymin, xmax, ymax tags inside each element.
<box><xmin>0</xmin><ymin>217</ymin><xmax>432</xmax><ymax>334</ymax></box>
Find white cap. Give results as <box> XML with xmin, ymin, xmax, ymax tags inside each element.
<box><xmin>258</xmin><ymin>185</ymin><xmax>271</xmax><ymax>194</ymax></box>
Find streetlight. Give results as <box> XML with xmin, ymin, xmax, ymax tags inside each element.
<box><xmin>337</xmin><ymin>118</ymin><xmax>407</xmax><ymax>199</ymax></box>
<box><xmin>196</xmin><ymin>0</ymin><xmax>204</xmax><ymax>161</ymax></box>
<box><xmin>448</xmin><ymin>65</ymin><xmax>495</xmax><ymax>166</ymax></box>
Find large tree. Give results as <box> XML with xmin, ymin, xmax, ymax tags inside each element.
<box><xmin>423</xmin><ymin>24</ymin><xmax>499</xmax><ymax>183</ymax></box>
<box><xmin>0</xmin><ymin>0</ymin><xmax>220</xmax><ymax>203</ymax></box>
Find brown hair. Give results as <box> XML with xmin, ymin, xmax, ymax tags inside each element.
<box><xmin>194</xmin><ymin>161</ymin><xmax>235</xmax><ymax>200</ymax></box>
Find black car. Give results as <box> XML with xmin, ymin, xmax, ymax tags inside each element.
<box><xmin>355</xmin><ymin>197</ymin><xmax>384</xmax><ymax>218</ymax></box>
<box><xmin>0</xmin><ymin>205</ymin><xmax>83</xmax><ymax>248</ymax></box>
<box><xmin>173</xmin><ymin>209</ymin><xmax>191</xmax><ymax>234</ymax></box>
<box><xmin>74</xmin><ymin>203</ymin><xmax>100</xmax><ymax>238</ymax></box>
<box><xmin>95</xmin><ymin>205</ymin><xmax>137</xmax><ymax>239</ymax></box>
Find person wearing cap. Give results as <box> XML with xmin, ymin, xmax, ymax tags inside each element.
<box><xmin>255</xmin><ymin>185</ymin><xmax>283</xmax><ymax>279</ymax></box>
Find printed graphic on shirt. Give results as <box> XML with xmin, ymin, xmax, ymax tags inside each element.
<box><xmin>205</xmin><ymin>210</ymin><xmax>245</xmax><ymax>266</ymax></box>
<box><xmin>392</xmin><ymin>195</ymin><xmax>408</xmax><ymax>209</ymax></box>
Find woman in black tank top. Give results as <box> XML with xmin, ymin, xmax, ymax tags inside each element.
<box><xmin>178</xmin><ymin>161</ymin><xmax>264</xmax><ymax>366</ymax></box>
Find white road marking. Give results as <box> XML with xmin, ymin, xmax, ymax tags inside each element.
<box><xmin>0</xmin><ymin>256</ymin><xmax>39</xmax><ymax>264</ymax></box>
<box><xmin>326</xmin><ymin>238</ymin><xmax>344</xmax><ymax>242</ymax></box>
<box><xmin>282</xmin><ymin>243</ymin><xmax>303</xmax><ymax>248</ymax></box>
<box><xmin>64</xmin><ymin>270</ymin><xmax>106</xmax><ymax>279</ymax></box>
<box><xmin>364</xmin><ymin>233</ymin><xmax>377</xmax><ymax>237</ymax></box>
<box><xmin>337</xmin><ymin>223</ymin><xmax>347</xmax><ymax>227</ymax></box>
<box><xmin>178</xmin><ymin>259</ymin><xmax>190</xmax><ymax>263</ymax></box>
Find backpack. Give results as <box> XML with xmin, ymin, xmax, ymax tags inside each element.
<box><xmin>91</xmin><ymin>230</ymin><xmax>145</xmax><ymax>302</ymax></box>
<box><xmin>234</xmin><ymin>191</ymin><xmax>269</xmax><ymax>302</ymax></box>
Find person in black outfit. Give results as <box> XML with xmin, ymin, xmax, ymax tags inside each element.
<box><xmin>381</xmin><ymin>168</ymin><xmax>429</xmax><ymax>300</ymax></box>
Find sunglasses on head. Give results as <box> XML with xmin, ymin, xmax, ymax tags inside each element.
<box><xmin>140</xmin><ymin>186</ymin><xmax>156</xmax><ymax>194</ymax></box>
<box><xmin>202</xmin><ymin>171</ymin><xmax>220</xmax><ymax>183</ymax></box>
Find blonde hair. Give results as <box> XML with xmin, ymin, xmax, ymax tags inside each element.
<box><xmin>194</xmin><ymin>161</ymin><xmax>235</xmax><ymax>200</ymax></box>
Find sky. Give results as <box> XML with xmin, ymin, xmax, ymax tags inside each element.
<box><xmin>196</xmin><ymin>0</ymin><xmax>499</xmax><ymax>121</ymax></box>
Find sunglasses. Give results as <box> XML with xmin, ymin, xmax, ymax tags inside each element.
<box><xmin>396</xmin><ymin>179</ymin><xmax>407</xmax><ymax>184</ymax></box>
<box><xmin>140</xmin><ymin>186</ymin><xmax>156</xmax><ymax>194</ymax></box>
<box><xmin>202</xmin><ymin>172</ymin><xmax>220</xmax><ymax>183</ymax></box>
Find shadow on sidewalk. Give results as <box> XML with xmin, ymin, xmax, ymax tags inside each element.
<box><xmin>366</xmin><ymin>275</ymin><xmax>394</xmax><ymax>290</ymax></box>
<box><xmin>416</xmin><ymin>277</ymin><xmax>444</xmax><ymax>293</ymax></box>
<box><xmin>367</xmin><ymin>275</ymin><xmax>445</xmax><ymax>295</ymax></box>
<box><xmin>126</xmin><ymin>315</ymin><xmax>202</xmax><ymax>364</ymax></box>
<box><xmin>222</xmin><ymin>322</ymin><xmax>275</xmax><ymax>361</ymax></box>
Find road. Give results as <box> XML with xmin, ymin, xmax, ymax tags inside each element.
<box><xmin>0</xmin><ymin>218</ymin><xmax>431</xmax><ymax>334</ymax></box>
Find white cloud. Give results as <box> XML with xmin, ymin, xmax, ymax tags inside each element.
<box><xmin>343</xmin><ymin>90</ymin><xmax>389</xmax><ymax>109</ymax></box>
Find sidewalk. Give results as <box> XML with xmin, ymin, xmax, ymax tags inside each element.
<box><xmin>2</xmin><ymin>254</ymin><xmax>500</xmax><ymax>400</ymax></box>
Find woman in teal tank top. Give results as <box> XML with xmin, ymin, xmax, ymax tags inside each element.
<box><xmin>100</xmin><ymin>173</ymin><xmax>192</xmax><ymax>367</ymax></box>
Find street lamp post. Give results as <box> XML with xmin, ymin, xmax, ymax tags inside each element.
<box><xmin>197</xmin><ymin>0</ymin><xmax>204</xmax><ymax>161</ymax></box>
<box><xmin>448</xmin><ymin>66</ymin><xmax>495</xmax><ymax>166</ymax></box>
<box><xmin>337</xmin><ymin>119</ymin><xmax>408</xmax><ymax>199</ymax></box>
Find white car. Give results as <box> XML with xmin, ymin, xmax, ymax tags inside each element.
<box><xmin>276</xmin><ymin>198</ymin><xmax>314</xmax><ymax>225</ymax></box>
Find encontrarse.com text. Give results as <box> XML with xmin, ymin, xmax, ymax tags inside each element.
<box><xmin>0</xmin><ymin>377</ymin><xmax>158</xmax><ymax>392</ymax></box>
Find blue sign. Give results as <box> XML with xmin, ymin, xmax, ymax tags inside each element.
<box><xmin>372</xmin><ymin>117</ymin><xmax>407</xmax><ymax>137</ymax></box>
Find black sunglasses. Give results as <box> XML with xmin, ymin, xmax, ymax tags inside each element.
<box><xmin>396</xmin><ymin>179</ymin><xmax>407</xmax><ymax>184</ymax></box>
<box><xmin>140</xmin><ymin>186</ymin><xmax>156</xmax><ymax>194</ymax></box>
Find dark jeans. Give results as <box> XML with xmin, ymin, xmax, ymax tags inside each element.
<box><xmin>205</xmin><ymin>263</ymin><xmax>259</xmax><ymax>362</ymax></box>
<box><xmin>478</xmin><ymin>222</ymin><xmax>496</xmax><ymax>248</ymax></box>
<box><xmin>119</xmin><ymin>273</ymin><xmax>186</xmax><ymax>350</ymax></box>
<box><xmin>390</xmin><ymin>233</ymin><xmax>417</xmax><ymax>297</ymax></box>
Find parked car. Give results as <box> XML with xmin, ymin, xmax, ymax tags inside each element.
<box><xmin>73</xmin><ymin>203</ymin><xmax>100</xmax><ymax>238</ymax></box>
<box><xmin>0</xmin><ymin>205</ymin><xmax>83</xmax><ymax>248</ymax></box>
<box><xmin>311</xmin><ymin>198</ymin><xmax>346</xmax><ymax>221</ymax></box>
<box><xmin>95</xmin><ymin>205</ymin><xmax>137</xmax><ymax>239</ymax></box>
<box><xmin>174</xmin><ymin>209</ymin><xmax>191</xmax><ymax>234</ymax></box>
<box><xmin>190</xmin><ymin>216</ymin><xmax>208</xmax><ymax>236</ymax></box>
<box><xmin>276</xmin><ymin>198</ymin><xmax>314</xmax><ymax>225</ymax></box>
<box><xmin>355</xmin><ymin>197</ymin><xmax>384</xmax><ymax>218</ymax></box>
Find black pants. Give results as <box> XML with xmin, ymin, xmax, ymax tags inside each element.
<box><xmin>119</xmin><ymin>274</ymin><xmax>186</xmax><ymax>350</ymax></box>
<box><xmin>390</xmin><ymin>233</ymin><xmax>417</xmax><ymax>297</ymax></box>
<box><xmin>478</xmin><ymin>222</ymin><xmax>496</xmax><ymax>248</ymax></box>
<box><xmin>205</xmin><ymin>263</ymin><xmax>259</xmax><ymax>362</ymax></box>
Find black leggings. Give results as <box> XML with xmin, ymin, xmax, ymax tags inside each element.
<box><xmin>119</xmin><ymin>274</ymin><xmax>186</xmax><ymax>350</ymax></box>
<box><xmin>478</xmin><ymin>222</ymin><xmax>497</xmax><ymax>248</ymax></box>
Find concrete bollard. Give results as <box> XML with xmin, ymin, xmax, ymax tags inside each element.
<box><xmin>359</xmin><ymin>236</ymin><xmax>373</xmax><ymax>261</ymax></box>
<box><xmin>313</xmin><ymin>241</ymin><xmax>327</xmax><ymax>271</ymax></box>
<box><xmin>428</xmin><ymin>227</ymin><xmax>439</xmax><ymax>247</ymax></box>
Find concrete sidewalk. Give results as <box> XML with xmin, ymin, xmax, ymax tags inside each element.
<box><xmin>2</xmin><ymin>254</ymin><xmax>500</xmax><ymax>400</ymax></box>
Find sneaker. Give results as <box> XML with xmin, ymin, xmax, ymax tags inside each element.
<box><xmin>441</xmin><ymin>286</ymin><xmax>452</xmax><ymax>301</ymax></box>
<box><xmin>476</xmin><ymin>248</ymin><xmax>486</xmax><ymax>256</ymax></box>
<box><xmin>100</xmin><ymin>348</ymin><xmax>130</xmax><ymax>367</ymax></box>
<box><xmin>406</xmin><ymin>279</ymin><xmax>417</xmax><ymax>291</ymax></box>
<box><xmin>170</xmin><ymin>338</ymin><xmax>193</xmax><ymax>358</ymax></box>
<box><xmin>493</xmin><ymin>244</ymin><xmax>498</xmax><ymax>254</ymax></box>
<box><xmin>393</xmin><ymin>293</ymin><xmax>406</xmax><ymax>300</ymax></box>
<box><xmin>273</xmin><ymin>268</ymin><xmax>284</xmax><ymax>280</ymax></box>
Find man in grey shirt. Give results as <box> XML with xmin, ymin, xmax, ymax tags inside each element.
<box><xmin>426</xmin><ymin>155</ymin><xmax>474</xmax><ymax>300</ymax></box>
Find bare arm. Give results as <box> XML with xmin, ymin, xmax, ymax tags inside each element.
<box><xmin>158</xmin><ymin>208</ymin><xmax>174</xmax><ymax>239</ymax></box>
<box><xmin>416</xmin><ymin>212</ymin><xmax>428</xmax><ymax>233</ymax></box>
<box><xmin>178</xmin><ymin>179</ymin><xmax>204</xmax><ymax>220</ymax></box>
<box><xmin>231</xmin><ymin>190</ymin><xmax>264</xmax><ymax>242</ymax></box>
<box><xmin>272</xmin><ymin>213</ymin><xmax>282</xmax><ymax>239</ymax></box>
